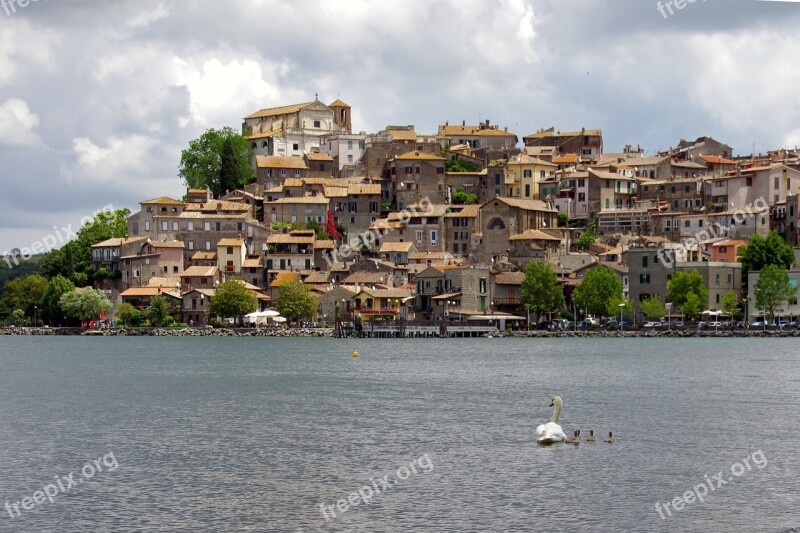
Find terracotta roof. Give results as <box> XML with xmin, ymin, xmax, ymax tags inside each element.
<box><xmin>267</xmin><ymin>233</ymin><xmax>315</xmax><ymax>244</ymax></box>
<box><xmin>347</xmin><ymin>184</ymin><xmax>381</xmax><ymax>195</ymax></box>
<box><xmin>524</xmin><ymin>128</ymin><xmax>602</xmax><ymax>140</ymax></box>
<box><xmin>120</xmin><ymin>287</ymin><xmax>179</xmax><ymax>297</ymax></box>
<box><xmin>305</xmin><ymin>152</ymin><xmax>334</xmax><ymax>161</ymax></box>
<box><xmin>141</xmin><ymin>196</ymin><xmax>185</xmax><ymax>206</ymax></box>
<box><xmin>393</xmin><ymin>150</ymin><xmax>445</xmax><ymax>161</ymax></box>
<box><xmin>270</xmin><ymin>272</ymin><xmax>301</xmax><ymax>287</ymax></box>
<box><xmin>507</xmin><ymin>153</ymin><xmax>558</xmax><ymax>167</ymax></box>
<box><xmin>255</xmin><ymin>155</ymin><xmax>308</xmax><ymax>169</ymax></box>
<box><xmin>147</xmin><ymin>277</ymin><xmax>181</xmax><ymax>288</ymax></box>
<box><xmin>150</xmin><ymin>241</ymin><xmax>185</xmax><ymax>249</ymax></box>
<box><xmin>266</xmin><ymin>197</ymin><xmax>329</xmax><ymax>204</ymax></box>
<box><xmin>314</xmin><ymin>240</ymin><xmax>336</xmax><ymax>249</ymax></box>
<box><xmin>440</xmin><ymin>125</ymin><xmax>517</xmax><ymax>138</ymax></box>
<box><xmin>323</xmin><ymin>186</ymin><xmax>348</xmax><ymax>198</ymax></box>
<box><xmin>191</xmin><ymin>251</ymin><xmax>217</xmax><ymax>260</ymax></box>
<box><xmin>380</xmin><ymin>242</ymin><xmax>415</xmax><ymax>253</ymax></box>
<box><xmin>175</xmin><ymin>212</ymin><xmax>249</xmax><ymax>220</ymax></box>
<box><xmin>245</xmin><ymin>128</ymin><xmax>283</xmax><ymax>140</ymax></box>
<box><xmin>242</xmin><ymin>258</ymin><xmax>264</xmax><ymax>268</ymax></box>
<box><xmin>386</xmin><ymin>128</ymin><xmax>417</xmax><ymax>141</ymax></box>
<box><xmin>495</xmin><ymin>272</ymin><xmax>526</xmax><ymax>285</ymax></box>
<box><xmin>329</xmin><ymin>99</ymin><xmax>350</xmax><ymax>108</ymax></box>
<box><xmin>553</xmin><ymin>154</ymin><xmax>581</xmax><ymax>164</ymax></box>
<box><xmin>91</xmin><ymin>236</ymin><xmax>148</xmax><ymax>248</ymax></box>
<box><xmin>510</xmin><ymin>229</ymin><xmax>562</xmax><ymax>241</ymax></box>
<box><xmin>244</xmin><ymin>102</ymin><xmax>312</xmax><ymax>120</ymax></box>
<box><xmin>217</xmin><ymin>238</ymin><xmax>245</xmax><ymax>247</ymax></box>
<box><xmin>180</xmin><ymin>266</ymin><xmax>218</xmax><ymax>277</ymax></box>
<box><xmin>490</xmin><ymin>197</ymin><xmax>558</xmax><ymax>212</ymax></box>
<box><xmin>303</xmin><ymin>271</ymin><xmax>331</xmax><ymax>284</ymax></box>
<box><xmin>444</xmin><ymin>204</ymin><xmax>480</xmax><ymax>218</ymax></box>
<box><xmin>700</xmin><ymin>155</ymin><xmax>737</xmax><ymax>165</ymax></box>
<box><xmin>360</xmin><ymin>287</ymin><xmax>413</xmax><ymax>299</ymax></box>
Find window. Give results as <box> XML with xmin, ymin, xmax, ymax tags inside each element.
<box><xmin>523</xmin><ymin>169</ymin><xmax>532</xmax><ymax>178</ymax></box>
<box><xmin>188</xmin><ymin>241</ymin><xmax>194</xmax><ymax>250</ymax></box>
<box><xmin>719</xmin><ymin>246</ymin><xmax>727</xmax><ymax>253</ymax></box>
<box><xmin>205</xmin><ymin>241</ymin><xmax>211</xmax><ymax>251</ymax></box>
<box><xmin>578</xmin><ymin>192</ymin><xmax>585</xmax><ymax>202</ymax></box>
<box><xmin>578</xmin><ymin>178</ymin><xmax>585</xmax><ymax>188</ymax></box>
<box><xmin>775</xmin><ymin>176</ymin><xmax>780</xmax><ymax>189</ymax></box>
<box><xmin>479</xmin><ymin>278</ymin><xmax>487</xmax><ymax>293</ymax></box>
<box><xmin>685</xmin><ymin>185</ymin><xmax>691</xmax><ymax>193</ymax></box>
<box><xmin>293</xmin><ymin>143</ymin><xmax>299</xmax><ymax>150</ymax></box>
<box><xmin>642</xmin><ymin>256</ymin><xmax>648</xmax><ymax>268</ymax></box>
<box><xmin>405</xmin><ymin>166</ymin><xmax>413</xmax><ymax>175</ymax></box>
<box><xmin>314</xmin><ymin>120</ymin><xmax>320</xmax><ymax>128</ymax></box>
<box><xmin>671</xmin><ymin>186</ymin><xmax>676</xmax><ymax>194</ymax></box>
<box><xmin>347</xmin><ymin>154</ymin><xmax>354</xmax><ymax>164</ymax></box>
<box><xmin>699</xmin><ymin>220</ymin><xmax>704</xmax><ymax>227</ymax></box>
<box><xmin>204</xmin><ymin>222</ymin><xmax>211</xmax><ymax>231</ymax></box>
<box><xmin>430</xmin><ymin>230</ymin><xmax>437</xmax><ymax>245</ymax></box>
<box><xmin>173</xmin><ymin>221</ymin><xmax>179</xmax><ymax>231</ymax></box>
<box><xmin>684</xmin><ymin>220</ymin><xmax>691</xmax><ymax>228</ymax></box>
<box><xmin>727</xmin><ymin>273</ymin><xmax>732</xmax><ymax>283</ymax></box>
<box><xmin>144</xmin><ymin>221</ymin><xmax>150</xmax><ymax>231</ymax></box>
<box><xmin>161</xmin><ymin>221</ymin><xmax>168</xmax><ymax>231</ymax></box>
<box><xmin>188</xmin><ymin>221</ymin><xmax>194</xmax><ymax>231</ymax></box>
<box><xmin>436</xmin><ymin>166</ymin><xmax>444</xmax><ymax>175</ymax></box>
<box><xmin>640</xmin><ymin>274</ymin><xmax>650</xmax><ymax>284</ymax></box>
<box><xmin>454</xmin><ymin>231</ymin><xmax>459</xmax><ymax>241</ymax></box>
<box><xmin>415</xmin><ymin>230</ymin><xmax>423</xmax><ymax>243</ymax></box>
<box><xmin>525</xmin><ymin>184</ymin><xmax>531</xmax><ymax>197</ymax></box>
<box><xmin>370</xmin><ymin>202</ymin><xmax>378</xmax><ymax>213</ymax></box>
<box><xmin>495</xmin><ymin>174</ymin><xmax>501</xmax><ymax>185</ymax></box>
<box><xmin>215</xmin><ymin>222</ymin><xmax>221</xmax><ymax>231</ymax></box>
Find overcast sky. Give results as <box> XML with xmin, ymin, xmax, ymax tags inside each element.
<box><xmin>1</xmin><ymin>0</ymin><xmax>799</xmax><ymax>253</ymax></box>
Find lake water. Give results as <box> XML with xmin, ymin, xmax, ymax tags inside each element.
<box><xmin>0</xmin><ymin>336</ymin><xmax>799</xmax><ymax>532</ymax></box>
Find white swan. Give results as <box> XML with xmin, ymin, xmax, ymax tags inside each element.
<box><xmin>536</xmin><ymin>396</ymin><xmax>568</xmax><ymax>444</ymax></box>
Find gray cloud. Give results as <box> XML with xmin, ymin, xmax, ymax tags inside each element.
<box><xmin>1</xmin><ymin>0</ymin><xmax>799</xmax><ymax>251</ymax></box>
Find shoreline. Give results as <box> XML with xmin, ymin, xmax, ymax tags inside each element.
<box><xmin>2</xmin><ymin>327</ymin><xmax>799</xmax><ymax>338</ymax></box>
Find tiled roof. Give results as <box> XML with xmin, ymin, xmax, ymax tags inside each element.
<box><xmin>323</xmin><ymin>186</ymin><xmax>348</xmax><ymax>198</ymax></box>
<box><xmin>314</xmin><ymin>240</ymin><xmax>336</xmax><ymax>249</ymax></box>
<box><xmin>700</xmin><ymin>155</ymin><xmax>737</xmax><ymax>165</ymax></box>
<box><xmin>305</xmin><ymin>152</ymin><xmax>334</xmax><ymax>161</ymax></box>
<box><xmin>140</xmin><ymin>196</ymin><xmax>185</xmax><ymax>205</ymax></box>
<box><xmin>266</xmin><ymin>197</ymin><xmax>329</xmax><ymax>204</ymax></box>
<box><xmin>270</xmin><ymin>272</ymin><xmax>301</xmax><ymax>287</ymax></box>
<box><xmin>510</xmin><ymin>229</ymin><xmax>562</xmax><ymax>241</ymax></box>
<box><xmin>120</xmin><ymin>287</ymin><xmax>179</xmax><ymax>297</ymax></box>
<box><xmin>147</xmin><ymin>277</ymin><xmax>181</xmax><ymax>288</ymax></box>
<box><xmin>444</xmin><ymin>204</ymin><xmax>480</xmax><ymax>218</ymax></box>
<box><xmin>191</xmin><ymin>251</ymin><xmax>217</xmax><ymax>260</ymax></box>
<box><xmin>150</xmin><ymin>241</ymin><xmax>185</xmax><ymax>249</ymax></box>
<box><xmin>347</xmin><ymin>184</ymin><xmax>381</xmax><ymax>195</ymax></box>
<box><xmin>244</xmin><ymin>102</ymin><xmax>312</xmax><ymax>120</ymax></box>
<box><xmin>380</xmin><ymin>242</ymin><xmax>415</xmax><ymax>253</ymax></box>
<box><xmin>495</xmin><ymin>272</ymin><xmax>526</xmax><ymax>285</ymax></box>
<box><xmin>507</xmin><ymin>153</ymin><xmax>558</xmax><ymax>167</ymax></box>
<box><xmin>242</xmin><ymin>258</ymin><xmax>264</xmax><ymax>268</ymax></box>
<box><xmin>217</xmin><ymin>238</ymin><xmax>245</xmax><ymax>247</ymax></box>
<box><xmin>386</xmin><ymin>128</ymin><xmax>417</xmax><ymax>141</ymax></box>
<box><xmin>267</xmin><ymin>233</ymin><xmax>315</xmax><ymax>244</ymax></box>
<box><xmin>255</xmin><ymin>155</ymin><xmax>309</xmax><ymax>169</ymax></box>
<box><xmin>329</xmin><ymin>99</ymin><xmax>350</xmax><ymax>108</ymax></box>
<box><xmin>393</xmin><ymin>150</ymin><xmax>445</xmax><ymax>161</ymax></box>
<box><xmin>440</xmin><ymin>125</ymin><xmax>516</xmax><ymax>137</ymax></box>
<box><xmin>184</xmin><ymin>200</ymin><xmax>250</xmax><ymax>212</ymax></box>
<box><xmin>524</xmin><ymin>128</ymin><xmax>602</xmax><ymax>139</ymax></box>
<box><xmin>180</xmin><ymin>266</ymin><xmax>218</xmax><ymax>277</ymax></box>
<box><xmin>360</xmin><ymin>287</ymin><xmax>413</xmax><ymax>299</ymax></box>
<box><xmin>490</xmin><ymin>197</ymin><xmax>558</xmax><ymax>212</ymax></box>
<box><xmin>553</xmin><ymin>154</ymin><xmax>582</xmax><ymax>164</ymax></box>
<box><xmin>245</xmin><ymin>128</ymin><xmax>282</xmax><ymax>140</ymax></box>
<box><xmin>91</xmin><ymin>236</ymin><xmax>148</xmax><ymax>248</ymax></box>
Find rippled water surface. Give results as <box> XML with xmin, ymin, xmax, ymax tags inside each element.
<box><xmin>1</xmin><ymin>336</ymin><xmax>799</xmax><ymax>532</ymax></box>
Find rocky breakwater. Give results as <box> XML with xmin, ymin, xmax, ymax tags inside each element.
<box><xmin>504</xmin><ymin>329</ymin><xmax>800</xmax><ymax>338</ymax></box>
<box><xmin>0</xmin><ymin>327</ymin><xmax>334</xmax><ymax>337</ymax></box>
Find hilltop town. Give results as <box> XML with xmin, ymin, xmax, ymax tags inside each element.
<box><xmin>22</xmin><ymin>96</ymin><xmax>800</xmax><ymax>329</ymax></box>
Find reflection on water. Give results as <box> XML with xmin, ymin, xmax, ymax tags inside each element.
<box><xmin>0</xmin><ymin>336</ymin><xmax>799</xmax><ymax>532</ymax></box>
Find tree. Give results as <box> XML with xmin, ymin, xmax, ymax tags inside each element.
<box><xmin>445</xmin><ymin>159</ymin><xmax>481</xmax><ymax>172</ymax></box>
<box><xmin>520</xmin><ymin>261</ymin><xmax>564</xmax><ymax>322</ymax></box>
<box><xmin>326</xmin><ymin>209</ymin><xmax>342</xmax><ymax>240</ymax></box>
<box><xmin>721</xmin><ymin>290</ymin><xmax>740</xmax><ymax>316</ymax></box>
<box><xmin>451</xmin><ymin>186</ymin><xmax>479</xmax><ymax>205</ymax></box>
<box><xmin>179</xmin><ymin>127</ymin><xmax>255</xmax><ymax>197</ymax></box>
<box><xmin>605</xmin><ymin>296</ymin><xmax>632</xmax><ymax>320</ymax></box>
<box><xmin>754</xmin><ymin>264</ymin><xmax>794</xmax><ymax>320</ymax></box>
<box><xmin>219</xmin><ymin>136</ymin><xmax>238</xmax><ymax>195</ymax></box>
<box><xmin>209</xmin><ymin>279</ymin><xmax>258</xmax><ymax>323</ymax></box>
<box><xmin>666</xmin><ymin>270</ymin><xmax>709</xmax><ymax>309</ymax></box>
<box><xmin>41</xmin><ymin>275</ymin><xmax>75</xmax><ymax>324</ymax></box>
<box><xmin>0</xmin><ymin>274</ymin><xmax>48</xmax><ymax>318</ymax></box>
<box><xmin>739</xmin><ymin>231</ymin><xmax>794</xmax><ymax>277</ymax></box>
<box><xmin>146</xmin><ymin>295</ymin><xmax>172</xmax><ymax>327</ymax></box>
<box><xmin>12</xmin><ymin>308</ymin><xmax>26</xmax><ymax>326</ymax></box>
<box><xmin>572</xmin><ymin>265</ymin><xmax>623</xmax><ymax>317</ymax></box>
<box><xmin>641</xmin><ymin>296</ymin><xmax>666</xmax><ymax>320</ymax></box>
<box><xmin>115</xmin><ymin>302</ymin><xmax>140</xmax><ymax>327</ymax></box>
<box><xmin>275</xmin><ymin>279</ymin><xmax>318</xmax><ymax>321</ymax></box>
<box><xmin>38</xmin><ymin>208</ymin><xmax>131</xmax><ymax>285</ymax></box>
<box><xmin>577</xmin><ymin>227</ymin><xmax>596</xmax><ymax>251</ymax></box>
<box><xmin>681</xmin><ymin>292</ymin><xmax>703</xmax><ymax>320</ymax></box>
<box><xmin>59</xmin><ymin>288</ymin><xmax>112</xmax><ymax>322</ymax></box>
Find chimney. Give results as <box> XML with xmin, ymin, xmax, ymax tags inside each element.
<box><xmin>462</xmin><ymin>120</ymin><xmax>466</xmax><ymax>126</ymax></box>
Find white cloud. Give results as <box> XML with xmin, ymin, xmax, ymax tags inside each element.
<box><xmin>0</xmin><ymin>20</ymin><xmax>60</xmax><ymax>89</ymax></box>
<box><xmin>65</xmin><ymin>134</ymin><xmax>158</xmax><ymax>184</ymax></box>
<box><xmin>126</xmin><ymin>3</ymin><xmax>170</xmax><ymax>28</ymax></box>
<box><xmin>0</xmin><ymin>99</ymin><xmax>40</xmax><ymax>147</ymax></box>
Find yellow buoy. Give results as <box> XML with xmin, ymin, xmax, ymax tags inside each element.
<box><xmin>352</xmin><ymin>351</ymin><xmax>359</xmax><ymax>357</ymax></box>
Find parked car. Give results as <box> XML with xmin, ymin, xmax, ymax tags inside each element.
<box><xmin>750</xmin><ymin>321</ymin><xmax>767</xmax><ymax>328</ymax></box>
<box><xmin>694</xmin><ymin>321</ymin><xmax>707</xmax><ymax>330</ymax></box>
<box><xmin>643</xmin><ymin>321</ymin><xmax>663</xmax><ymax>328</ymax></box>
<box><xmin>708</xmin><ymin>321</ymin><xmax>723</xmax><ymax>328</ymax></box>
<box><xmin>671</xmin><ymin>321</ymin><xmax>684</xmax><ymax>328</ymax></box>
<box><xmin>736</xmin><ymin>321</ymin><xmax>748</xmax><ymax>329</ymax></box>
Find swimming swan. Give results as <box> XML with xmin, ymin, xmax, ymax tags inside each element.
<box><xmin>603</xmin><ymin>431</ymin><xmax>616</xmax><ymax>444</ymax></box>
<box><xmin>564</xmin><ymin>429</ymin><xmax>580</xmax><ymax>444</ymax></box>
<box><xmin>536</xmin><ymin>396</ymin><xmax>568</xmax><ymax>444</ymax></box>
<box><xmin>586</xmin><ymin>430</ymin><xmax>597</xmax><ymax>442</ymax></box>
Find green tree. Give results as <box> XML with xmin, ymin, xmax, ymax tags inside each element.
<box><xmin>0</xmin><ymin>274</ymin><xmax>48</xmax><ymax>318</ymax></box>
<box><xmin>666</xmin><ymin>270</ymin><xmax>709</xmax><ymax>309</ymax></box>
<box><xmin>640</xmin><ymin>296</ymin><xmax>666</xmax><ymax>320</ymax></box>
<box><xmin>721</xmin><ymin>289</ymin><xmax>740</xmax><ymax>316</ymax></box>
<box><xmin>520</xmin><ymin>261</ymin><xmax>564</xmax><ymax>323</ymax></box>
<box><xmin>444</xmin><ymin>159</ymin><xmax>482</xmax><ymax>172</ymax></box>
<box><xmin>41</xmin><ymin>275</ymin><xmax>75</xmax><ymax>324</ymax></box>
<box><xmin>605</xmin><ymin>296</ymin><xmax>632</xmax><ymax>320</ymax></box>
<box><xmin>115</xmin><ymin>302</ymin><xmax>140</xmax><ymax>327</ymax></box>
<box><xmin>754</xmin><ymin>264</ymin><xmax>794</xmax><ymax>320</ymax></box>
<box><xmin>739</xmin><ymin>231</ymin><xmax>794</xmax><ymax>277</ymax></box>
<box><xmin>219</xmin><ymin>136</ymin><xmax>238</xmax><ymax>195</ymax></box>
<box><xmin>577</xmin><ymin>227</ymin><xmax>596</xmax><ymax>251</ymax></box>
<box><xmin>59</xmin><ymin>288</ymin><xmax>112</xmax><ymax>322</ymax></box>
<box><xmin>681</xmin><ymin>292</ymin><xmax>703</xmax><ymax>320</ymax></box>
<box><xmin>12</xmin><ymin>308</ymin><xmax>26</xmax><ymax>326</ymax></box>
<box><xmin>451</xmin><ymin>186</ymin><xmax>479</xmax><ymax>205</ymax></box>
<box><xmin>275</xmin><ymin>279</ymin><xmax>318</xmax><ymax>321</ymax></box>
<box><xmin>572</xmin><ymin>265</ymin><xmax>623</xmax><ymax>317</ymax></box>
<box><xmin>179</xmin><ymin>127</ymin><xmax>255</xmax><ymax>197</ymax></box>
<box><xmin>209</xmin><ymin>278</ymin><xmax>258</xmax><ymax>323</ymax></box>
<box><xmin>146</xmin><ymin>295</ymin><xmax>172</xmax><ymax>327</ymax></box>
<box><xmin>38</xmin><ymin>208</ymin><xmax>131</xmax><ymax>285</ymax></box>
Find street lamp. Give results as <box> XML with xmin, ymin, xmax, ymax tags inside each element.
<box><xmin>618</xmin><ymin>302</ymin><xmax>624</xmax><ymax>331</ymax></box>
<box><xmin>525</xmin><ymin>303</ymin><xmax>531</xmax><ymax>331</ymax></box>
<box><xmin>33</xmin><ymin>305</ymin><xmax>37</xmax><ymax>328</ymax></box>
<box><xmin>665</xmin><ymin>302</ymin><xmax>672</xmax><ymax>331</ymax></box>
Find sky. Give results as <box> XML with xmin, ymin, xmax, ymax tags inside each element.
<box><xmin>1</xmin><ymin>0</ymin><xmax>800</xmax><ymax>253</ymax></box>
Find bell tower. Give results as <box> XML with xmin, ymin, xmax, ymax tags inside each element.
<box><xmin>329</xmin><ymin>98</ymin><xmax>352</xmax><ymax>134</ymax></box>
